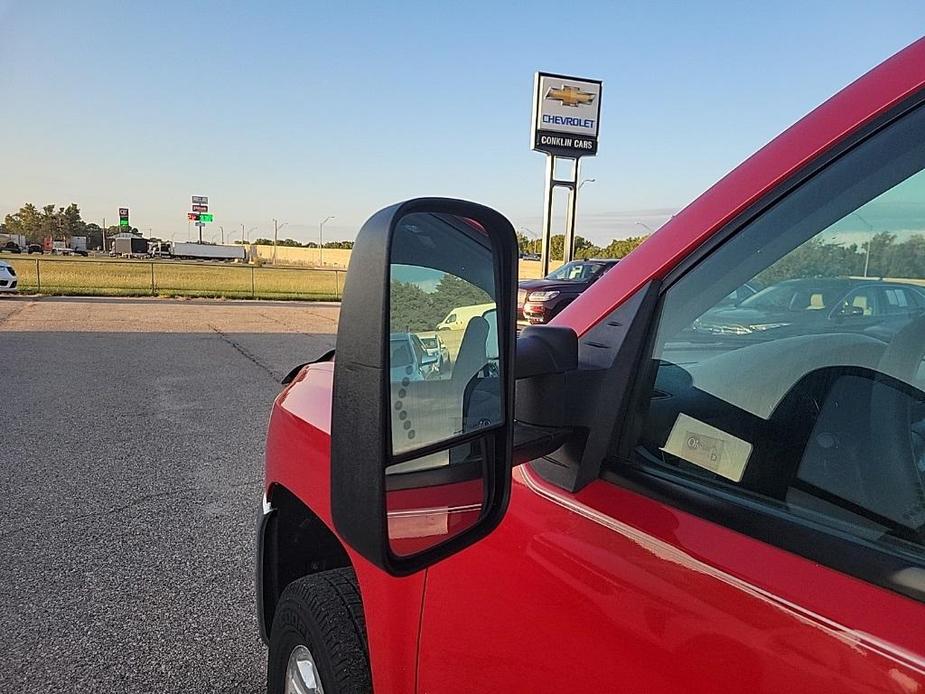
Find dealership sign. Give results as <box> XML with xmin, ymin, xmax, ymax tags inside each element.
<box><xmin>531</xmin><ymin>72</ymin><xmax>602</xmax><ymax>157</ymax></box>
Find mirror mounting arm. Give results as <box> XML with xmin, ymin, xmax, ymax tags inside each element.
<box><xmin>515</xmin><ymin>326</ymin><xmax>578</xmax><ymax>379</ymax></box>
<box><xmin>511</xmin><ymin>325</ymin><xmax>581</xmax><ymax>466</ymax></box>
<box><xmin>517</xmin><ymin>281</ymin><xmax>663</xmax><ymax>493</ymax></box>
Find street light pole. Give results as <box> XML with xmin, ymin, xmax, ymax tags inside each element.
<box><xmin>272</xmin><ymin>219</ymin><xmax>288</xmax><ymax>265</ymax></box>
<box><xmin>578</xmin><ymin>178</ymin><xmax>596</xmax><ymax>191</ymax></box>
<box><xmin>219</xmin><ymin>225</ymin><xmax>224</xmax><ymax>244</ymax></box>
<box><xmin>319</xmin><ymin>216</ymin><xmax>334</xmax><ymax>267</ymax></box>
<box><xmin>635</xmin><ymin>221</ymin><xmax>654</xmax><ymax>234</ymax></box>
<box><xmin>854</xmin><ymin>213</ymin><xmax>875</xmax><ymax>277</ymax></box>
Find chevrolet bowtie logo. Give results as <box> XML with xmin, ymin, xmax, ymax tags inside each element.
<box><xmin>545</xmin><ymin>85</ymin><xmax>596</xmax><ymax>107</ymax></box>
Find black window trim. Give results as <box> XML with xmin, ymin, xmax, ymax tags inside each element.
<box><xmin>601</xmin><ymin>87</ymin><xmax>925</xmax><ymax>605</ymax></box>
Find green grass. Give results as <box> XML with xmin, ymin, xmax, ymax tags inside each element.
<box><xmin>6</xmin><ymin>257</ymin><xmax>342</xmax><ymax>301</ymax></box>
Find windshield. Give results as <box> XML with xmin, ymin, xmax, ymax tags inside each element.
<box><xmin>545</xmin><ymin>261</ymin><xmax>612</xmax><ymax>282</ymax></box>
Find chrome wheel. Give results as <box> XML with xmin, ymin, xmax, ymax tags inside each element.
<box><xmin>284</xmin><ymin>644</ymin><xmax>325</xmax><ymax>694</ymax></box>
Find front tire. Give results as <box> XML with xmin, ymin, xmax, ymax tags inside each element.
<box><xmin>267</xmin><ymin>568</ymin><xmax>371</xmax><ymax>694</ymax></box>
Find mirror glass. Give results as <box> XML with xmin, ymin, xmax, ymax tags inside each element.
<box><xmin>387</xmin><ymin>212</ymin><xmax>502</xmax><ymax>456</ymax></box>
<box><xmin>385</xmin><ymin>211</ymin><xmax>503</xmax><ymax>556</ymax></box>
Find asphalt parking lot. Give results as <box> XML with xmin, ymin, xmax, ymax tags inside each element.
<box><xmin>0</xmin><ymin>296</ymin><xmax>339</xmax><ymax>693</ymax></box>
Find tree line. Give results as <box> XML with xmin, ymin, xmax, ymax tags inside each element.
<box><xmin>12</xmin><ymin>200</ymin><xmax>917</xmax><ymax>281</ymax></box>
<box><xmin>2</xmin><ymin>202</ymin><xmax>136</xmax><ymax>250</ymax></box>
<box><xmin>522</xmin><ymin>231</ymin><xmax>925</xmax><ymax>281</ymax></box>
<box><xmin>390</xmin><ymin>274</ymin><xmax>491</xmax><ymax>333</ymax></box>
<box><xmin>758</xmin><ymin>233</ymin><xmax>925</xmax><ymax>285</ymax></box>
<box><xmin>516</xmin><ymin>231</ymin><xmax>649</xmax><ymax>260</ymax></box>
<box><xmin>1</xmin><ymin>202</ymin><xmax>357</xmax><ymax>251</ymax></box>
<box><xmin>248</xmin><ymin>237</ymin><xmax>354</xmax><ymax>249</ymax></box>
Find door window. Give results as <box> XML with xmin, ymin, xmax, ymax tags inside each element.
<box><xmin>836</xmin><ymin>286</ymin><xmax>880</xmax><ymax>317</ymax></box>
<box><xmin>881</xmin><ymin>286</ymin><xmax>925</xmax><ymax>314</ymax></box>
<box><xmin>620</xmin><ymin>102</ymin><xmax>925</xmax><ymax>593</ymax></box>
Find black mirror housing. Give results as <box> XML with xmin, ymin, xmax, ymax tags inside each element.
<box><xmin>331</xmin><ymin>198</ymin><xmax>518</xmax><ymax>576</ymax></box>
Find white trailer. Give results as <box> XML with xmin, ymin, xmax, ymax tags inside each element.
<box><xmin>170</xmin><ymin>242</ymin><xmax>246</xmax><ymax>261</ymax></box>
<box><xmin>0</xmin><ymin>233</ymin><xmax>27</xmax><ymax>248</ymax></box>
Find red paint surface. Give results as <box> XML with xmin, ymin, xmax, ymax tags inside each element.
<box><xmin>265</xmin><ymin>40</ymin><xmax>925</xmax><ymax>692</ymax></box>
<box><xmin>267</xmin><ymin>363</ymin><xmax>423</xmax><ymax>694</ymax></box>
<box><xmin>418</xmin><ymin>467</ymin><xmax>925</xmax><ymax>693</ymax></box>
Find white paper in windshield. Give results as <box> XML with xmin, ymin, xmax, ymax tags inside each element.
<box><xmin>661</xmin><ymin>413</ymin><xmax>752</xmax><ymax>482</ymax></box>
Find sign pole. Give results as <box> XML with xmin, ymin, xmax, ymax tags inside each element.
<box><xmin>563</xmin><ymin>157</ymin><xmax>580</xmax><ymax>265</ymax></box>
<box><xmin>539</xmin><ymin>154</ymin><xmax>555</xmax><ymax>277</ymax></box>
<box><xmin>189</xmin><ymin>196</ymin><xmax>210</xmax><ymax>244</ymax></box>
<box><xmin>539</xmin><ymin>154</ymin><xmax>581</xmax><ymax>275</ymax></box>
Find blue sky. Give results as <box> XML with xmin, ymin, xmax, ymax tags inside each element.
<box><xmin>1</xmin><ymin>1</ymin><xmax>923</xmax><ymax>245</ymax></box>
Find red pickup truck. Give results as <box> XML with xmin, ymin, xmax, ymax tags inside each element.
<box><xmin>259</xmin><ymin>40</ymin><xmax>925</xmax><ymax>693</ymax></box>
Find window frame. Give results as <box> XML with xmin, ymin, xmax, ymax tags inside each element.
<box><xmin>600</xmin><ymin>90</ymin><xmax>925</xmax><ymax>604</ymax></box>
<box><xmin>833</xmin><ymin>285</ymin><xmax>881</xmax><ymax>318</ymax></box>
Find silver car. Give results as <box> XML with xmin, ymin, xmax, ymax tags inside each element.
<box><xmin>0</xmin><ymin>260</ymin><xmax>18</xmax><ymax>292</ymax></box>
<box><xmin>389</xmin><ymin>332</ymin><xmax>439</xmax><ymax>383</ymax></box>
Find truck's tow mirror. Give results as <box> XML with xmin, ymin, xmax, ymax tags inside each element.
<box><xmin>332</xmin><ymin>198</ymin><xmax>518</xmax><ymax>575</ymax></box>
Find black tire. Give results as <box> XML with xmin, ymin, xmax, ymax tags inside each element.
<box><xmin>267</xmin><ymin>568</ymin><xmax>372</xmax><ymax>694</ymax></box>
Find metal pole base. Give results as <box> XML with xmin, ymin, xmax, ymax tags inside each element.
<box><xmin>539</xmin><ymin>154</ymin><xmax>581</xmax><ymax>277</ymax></box>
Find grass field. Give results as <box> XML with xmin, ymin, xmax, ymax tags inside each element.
<box><xmin>6</xmin><ymin>256</ymin><xmax>343</xmax><ymax>301</ymax></box>
<box><xmin>4</xmin><ymin>254</ymin><xmax>545</xmax><ymax>301</ymax></box>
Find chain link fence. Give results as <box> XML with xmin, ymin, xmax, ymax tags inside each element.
<box><xmin>7</xmin><ymin>257</ymin><xmax>344</xmax><ymax>300</ymax></box>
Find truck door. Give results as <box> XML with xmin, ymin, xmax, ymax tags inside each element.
<box><xmin>417</xmin><ymin>94</ymin><xmax>925</xmax><ymax>692</ymax></box>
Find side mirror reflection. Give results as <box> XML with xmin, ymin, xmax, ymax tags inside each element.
<box><xmin>386</xmin><ymin>212</ymin><xmax>504</xmax><ymax>556</ymax></box>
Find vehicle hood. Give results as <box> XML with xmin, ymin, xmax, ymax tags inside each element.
<box><xmin>518</xmin><ymin>278</ymin><xmax>587</xmax><ymax>294</ymax></box>
<box><xmin>694</xmin><ymin>307</ymin><xmax>810</xmax><ymax>333</ymax></box>
<box><xmin>278</xmin><ymin>360</ymin><xmax>334</xmax><ymax>435</ymax></box>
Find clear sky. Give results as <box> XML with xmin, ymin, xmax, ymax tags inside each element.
<box><xmin>1</xmin><ymin>1</ymin><xmax>923</xmax><ymax>246</ymax></box>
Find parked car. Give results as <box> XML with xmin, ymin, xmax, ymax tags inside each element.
<box><xmin>258</xmin><ymin>41</ymin><xmax>925</xmax><ymax>694</ymax></box>
<box><xmin>26</xmin><ymin>244</ymin><xmax>43</xmax><ymax>254</ymax></box>
<box><xmin>518</xmin><ymin>258</ymin><xmax>618</xmax><ymax>324</ymax></box>
<box><xmin>435</xmin><ymin>302</ymin><xmax>496</xmax><ymax>331</ymax></box>
<box><xmin>389</xmin><ymin>332</ymin><xmax>439</xmax><ymax>382</ymax></box>
<box><xmin>691</xmin><ymin>277</ymin><xmax>925</xmax><ymax>338</ymax></box>
<box><xmin>0</xmin><ymin>241</ymin><xmax>22</xmax><ymax>254</ymax></box>
<box><xmin>0</xmin><ymin>261</ymin><xmax>18</xmax><ymax>292</ymax></box>
<box><xmin>713</xmin><ymin>280</ymin><xmax>762</xmax><ymax>309</ymax></box>
<box><xmin>417</xmin><ymin>331</ymin><xmax>451</xmax><ymax>371</ymax></box>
